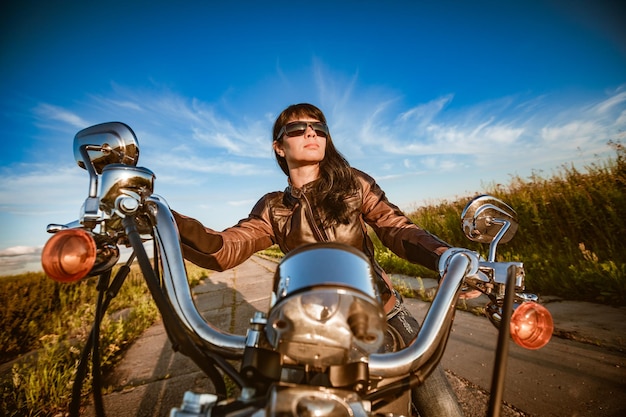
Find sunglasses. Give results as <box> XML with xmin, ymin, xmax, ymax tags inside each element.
<box><xmin>277</xmin><ymin>121</ymin><xmax>329</xmax><ymax>139</ymax></box>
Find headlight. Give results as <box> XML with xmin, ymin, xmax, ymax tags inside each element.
<box><xmin>300</xmin><ymin>291</ymin><xmax>340</xmax><ymax>321</ymax></box>
<box><xmin>266</xmin><ymin>243</ymin><xmax>386</xmax><ymax>367</ymax></box>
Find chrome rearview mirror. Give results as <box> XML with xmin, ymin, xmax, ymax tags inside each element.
<box><xmin>461</xmin><ymin>195</ymin><xmax>518</xmax><ymax>262</ymax></box>
<box><xmin>461</xmin><ymin>195</ymin><xmax>518</xmax><ymax>244</ymax></box>
<box><xmin>73</xmin><ymin>122</ymin><xmax>139</xmax><ymax>174</ymax></box>
<box><xmin>71</xmin><ymin>122</ymin><xmax>140</xmax><ymax>227</ymax></box>
<box><xmin>461</xmin><ymin>195</ymin><xmax>553</xmax><ymax>349</ymax></box>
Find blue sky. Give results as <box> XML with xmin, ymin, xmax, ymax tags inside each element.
<box><xmin>1</xmin><ymin>0</ymin><xmax>625</xmax><ymax>275</ymax></box>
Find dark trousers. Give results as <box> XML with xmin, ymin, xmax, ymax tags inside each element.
<box><xmin>385</xmin><ymin>292</ymin><xmax>464</xmax><ymax>417</ymax></box>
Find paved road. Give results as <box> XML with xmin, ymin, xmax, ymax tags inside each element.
<box><xmin>85</xmin><ymin>256</ymin><xmax>626</xmax><ymax>417</ymax></box>
<box><xmin>418</xmin><ymin>299</ymin><xmax>626</xmax><ymax>416</ymax></box>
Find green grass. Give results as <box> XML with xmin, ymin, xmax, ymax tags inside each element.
<box><xmin>387</xmin><ymin>141</ymin><xmax>626</xmax><ymax>305</ymax></box>
<box><xmin>257</xmin><ymin>245</ymin><xmax>285</xmax><ymax>260</ymax></box>
<box><xmin>0</xmin><ymin>261</ymin><xmax>209</xmax><ymax>416</ymax></box>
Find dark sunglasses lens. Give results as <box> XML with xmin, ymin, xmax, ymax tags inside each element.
<box><xmin>284</xmin><ymin>122</ymin><xmax>307</xmax><ymax>137</ymax></box>
<box><xmin>312</xmin><ymin>123</ymin><xmax>329</xmax><ymax>137</ymax></box>
<box><xmin>283</xmin><ymin>122</ymin><xmax>329</xmax><ymax>137</ymax></box>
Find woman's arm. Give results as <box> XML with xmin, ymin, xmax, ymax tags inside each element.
<box><xmin>356</xmin><ymin>169</ymin><xmax>450</xmax><ymax>271</ymax></box>
<box><xmin>173</xmin><ymin>195</ymin><xmax>276</xmax><ymax>271</ymax></box>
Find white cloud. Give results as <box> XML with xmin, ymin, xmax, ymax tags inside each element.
<box><xmin>348</xmin><ymin>86</ymin><xmax>626</xmax><ymax>176</ymax></box>
<box><xmin>33</xmin><ymin>103</ymin><xmax>90</xmax><ymax>128</ymax></box>
<box><xmin>0</xmin><ymin>246</ymin><xmax>43</xmax><ymax>276</ymax></box>
<box><xmin>541</xmin><ymin>121</ymin><xmax>597</xmax><ymax>144</ymax></box>
<box><xmin>149</xmin><ymin>154</ymin><xmax>271</xmax><ymax>178</ymax></box>
<box><xmin>0</xmin><ymin>164</ymin><xmax>86</xmax><ymax>215</ymax></box>
<box><xmin>227</xmin><ymin>199</ymin><xmax>256</xmax><ymax>207</ymax></box>
<box><xmin>3</xmin><ymin>74</ymin><xmax>626</xmax><ymax>275</ymax></box>
<box><xmin>0</xmin><ymin>246</ymin><xmax>41</xmax><ymax>256</ymax></box>
<box><xmin>77</xmin><ymin>85</ymin><xmax>274</xmax><ymax>160</ymax></box>
<box><xmin>32</xmin><ymin>76</ymin><xmax>624</xmax><ymax>184</ymax></box>
<box><xmin>397</xmin><ymin>95</ymin><xmax>453</xmax><ymax>128</ymax></box>
<box><xmin>107</xmin><ymin>99</ymin><xmax>144</xmax><ymax>111</ymax></box>
<box><xmin>592</xmin><ymin>90</ymin><xmax>626</xmax><ymax>115</ymax></box>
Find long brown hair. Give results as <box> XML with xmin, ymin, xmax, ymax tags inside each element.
<box><xmin>273</xmin><ymin>103</ymin><xmax>359</xmax><ymax>226</ymax></box>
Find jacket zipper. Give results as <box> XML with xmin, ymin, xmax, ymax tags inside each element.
<box><xmin>300</xmin><ymin>192</ymin><xmax>329</xmax><ymax>242</ymax></box>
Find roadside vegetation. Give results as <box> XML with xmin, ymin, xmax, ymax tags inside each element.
<box><xmin>1</xmin><ymin>142</ymin><xmax>623</xmax><ymax>416</ymax></box>
<box><xmin>0</xmin><ymin>262</ymin><xmax>208</xmax><ymax>416</ymax></box>
<box><xmin>389</xmin><ymin>140</ymin><xmax>626</xmax><ymax>306</ymax></box>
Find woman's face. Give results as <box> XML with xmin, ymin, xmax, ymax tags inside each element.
<box><xmin>273</xmin><ymin>117</ymin><xmax>327</xmax><ymax>170</ymax></box>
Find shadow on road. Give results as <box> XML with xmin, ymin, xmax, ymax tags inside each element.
<box><xmin>87</xmin><ymin>257</ymin><xmax>274</xmax><ymax>417</ymax></box>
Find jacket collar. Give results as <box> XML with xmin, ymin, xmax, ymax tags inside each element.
<box><xmin>287</xmin><ymin>177</ymin><xmax>319</xmax><ymax>198</ymax></box>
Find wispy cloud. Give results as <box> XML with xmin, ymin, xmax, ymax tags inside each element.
<box><xmin>3</xmin><ymin>69</ymin><xmax>625</xmax><ymax>276</ymax></box>
<box><xmin>349</xmin><ymin>87</ymin><xmax>626</xmax><ymax>173</ymax></box>
<box><xmin>86</xmin><ymin>85</ymin><xmax>273</xmax><ymax>159</ymax></box>
<box><xmin>398</xmin><ymin>95</ymin><xmax>454</xmax><ymax>127</ymax></box>
<box><xmin>591</xmin><ymin>89</ymin><xmax>626</xmax><ymax>115</ymax></box>
<box><xmin>0</xmin><ymin>246</ymin><xmax>43</xmax><ymax>275</ymax></box>
<box><xmin>33</xmin><ymin>103</ymin><xmax>90</xmax><ymax>129</ymax></box>
<box><xmin>0</xmin><ymin>164</ymin><xmax>87</xmax><ymax>215</ymax></box>
<box><xmin>227</xmin><ymin>199</ymin><xmax>257</xmax><ymax>207</ymax></box>
<box><xmin>292</xmin><ymin>68</ymin><xmax>625</xmax><ymax>181</ymax></box>
<box><xmin>29</xmin><ymin>74</ymin><xmax>626</xmax><ymax>182</ymax></box>
<box><xmin>0</xmin><ymin>246</ymin><xmax>41</xmax><ymax>256</ymax></box>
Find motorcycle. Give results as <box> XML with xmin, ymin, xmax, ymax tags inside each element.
<box><xmin>41</xmin><ymin>122</ymin><xmax>554</xmax><ymax>417</ymax></box>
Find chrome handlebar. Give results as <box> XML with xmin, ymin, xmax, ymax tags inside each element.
<box><xmin>368</xmin><ymin>249</ymin><xmax>479</xmax><ymax>377</ymax></box>
<box><xmin>148</xmin><ymin>195</ymin><xmax>247</xmax><ymax>358</ymax></box>
<box><xmin>148</xmin><ymin>195</ymin><xmax>481</xmax><ymax>377</ymax></box>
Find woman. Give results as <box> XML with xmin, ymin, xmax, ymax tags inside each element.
<box><xmin>173</xmin><ymin>103</ymin><xmax>464</xmax><ymax>416</ymax></box>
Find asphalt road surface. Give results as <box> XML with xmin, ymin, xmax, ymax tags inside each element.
<box><xmin>85</xmin><ymin>255</ymin><xmax>626</xmax><ymax>417</ymax></box>
<box><xmin>407</xmin><ymin>298</ymin><xmax>626</xmax><ymax>416</ymax></box>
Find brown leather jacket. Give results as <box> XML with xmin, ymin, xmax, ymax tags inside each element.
<box><xmin>173</xmin><ymin>168</ymin><xmax>450</xmax><ymax>312</ymax></box>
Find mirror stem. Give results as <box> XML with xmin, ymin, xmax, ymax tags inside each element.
<box><xmin>79</xmin><ymin>144</ymin><xmax>102</xmax><ymax>198</ymax></box>
<box><xmin>488</xmin><ymin>219</ymin><xmax>510</xmax><ymax>262</ymax></box>
<box><xmin>79</xmin><ymin>144</ymin><xmax>103</xmax><ymax>225</ymax></box>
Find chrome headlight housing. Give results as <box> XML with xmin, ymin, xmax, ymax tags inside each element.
<box><xmin>266</xmin><ymin>243</ymin><xmax>386</xmax><ymax>368</ymax></box>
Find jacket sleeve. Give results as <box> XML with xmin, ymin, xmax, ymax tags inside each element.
<box><xmin>356</xmin><ymin>169</ymin><xmax>450</xmax><ymax>271</ymax></box>
<box><xmin>172</xmin><ymin>195</ymin><xmax>276</xmax><ymax>271</ymax></box>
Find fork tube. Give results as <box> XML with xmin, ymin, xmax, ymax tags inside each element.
<box><xmin>487</xmin><ymin>265</ymin><xmax>517</xmax><ymax>417</ymax></box>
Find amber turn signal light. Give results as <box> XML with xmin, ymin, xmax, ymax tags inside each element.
<box><xmin>510</xmin><ymin>301</ymin><xmax>554</xmax><ymax>350</ymax></box>
<box><xmin>41</xmin><ymin>229</ymin><xmax>97</xmax><ymax>283</ymax></box>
